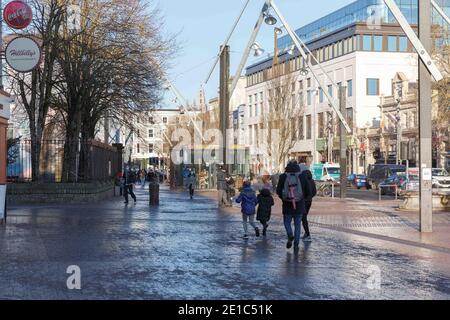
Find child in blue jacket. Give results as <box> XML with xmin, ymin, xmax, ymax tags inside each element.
<box><xmin>236</xmin><ymin>181</ymin><xmax>260</xmax><ymax>239</ymax></box>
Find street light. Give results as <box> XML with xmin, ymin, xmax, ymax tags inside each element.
<box><xmin>263</xmin><ymin>10</ymin><xmax>278</xmax><ymax>25</ymax></box>
<box><xmin>251</xmin><ymin>42</ymin><xmax>265</xmax><ymax>57</ymax></box>
<box><xmin>274</xmin><ymin>27</ymin><xmax>283</xmax><ymax>35</ymax></box>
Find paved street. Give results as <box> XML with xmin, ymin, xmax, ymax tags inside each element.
<box><xmin>1</xmin><ymin>185</ymin><xmax>450</xmax><ymax>300</ymax></box>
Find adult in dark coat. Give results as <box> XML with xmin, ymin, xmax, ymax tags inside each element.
<box><xmin>276</xmin><ymin>161</ymin><xmax>312</xmax><ymax>249</ymax></box>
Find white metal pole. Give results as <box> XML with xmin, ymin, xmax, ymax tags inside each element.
<box><xmin>383</xmin><ymin>0</ymin><xmax>443</xmax><ymax>82</ymax></box>
<box><xmin>431</xmin><ymin>0</ymin><xmax>450</xmax><ymax>26</ymax></box>
<box><xmin>204</xmin><ymin>0</ymin><xmax>252</xmax><ymax>85</ymax></box>
<box><xmin>229</xmin><ymin>3</ymin><xmax>267</xmax><ymax>98</ymax></box>
<box><xmin>268</xmin><ymin>0</ymin><xmax>352</xmax><ymax>133</ymax></box>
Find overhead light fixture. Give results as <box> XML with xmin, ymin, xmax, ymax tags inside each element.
<box><xmin>274</xmin><ymin>27</ymin><xmax>283</xmax><ymax>35</ymax></box>
<box><xmin>299</xmin><ymin>68</ymin><xmax>309</xmax><ymax>76</ymax></box>
<box><xmin>287</xmin><ymin>44</ymin><xmax>296</xmax><ymax>55</ymax></box>
<box><xmin>251</xmin><ymin>42</ymin><xmax>265</xmax><ymax>57</ymax></box>
<box><xmin>263</xmin><ymin>10</ymin><xmax>277</xmax><ymax>25</ymax></box>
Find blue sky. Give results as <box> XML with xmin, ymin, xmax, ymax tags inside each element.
<box><xmin>157</xmin><ymin>0</ymin><xmax>355</xmax><ymax>106</ymax></box>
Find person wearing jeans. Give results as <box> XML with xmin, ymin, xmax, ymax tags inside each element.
<box><xmin>276</xmin><ymin>161</ymin><xmax>311</xmax><ymax>249</ymax></box>
<box><xmin>283</xmin><ymin>214</ymin><xmax>302</xmax><ymax>246</ymax></box>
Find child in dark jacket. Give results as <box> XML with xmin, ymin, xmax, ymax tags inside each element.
<box><xmin>236</xmin><ymin>181</ymin><xmax>259</xmax><ymax>239</ymax></box>
<box><xmin>257</xmin><ymin>188</ymin><xmax>275</xmax><ymax>236</ymax></box>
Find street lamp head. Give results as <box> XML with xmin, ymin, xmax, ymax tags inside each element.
<box><xmin>287</xmin><ymin>44</ymin><xmax>296</xmax><ymax>55</ymax></box>
<box><xmin>274</xmin><ymin>27</ymin><xmax>283</xmax><ymax>35</ymax></box>
<box><xmin>264</xmin><ymin>13</ymin><xmax>278</xmax><ymax>25</ymax></box>
<box><xmin>299</xmin><ymin>68</ymin><xmax>309</xmax><ymax>76</ymax></box>
<box><xmin>251</xmin><ymin>43</ymin><xmax>265</xmax><ymax>57</ymax></box>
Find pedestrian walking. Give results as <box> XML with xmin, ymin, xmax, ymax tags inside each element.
<box><xmin>123</xmin><ymin>169</ymin><xmax>137</xmax><ymax>205</ymax></box>
<box><xmin>236</xmin><ymin>181</ymin><xmax>260</xmax><ymax>239</ymax></box>
<box><xmin>276</xmin><ymin>161</ymin><xmax>311</xmax><ymax>250</ymax></box>
<box><xmin>217</xmin><ymin>165</ymin><xmax>229</xmax><ymax>208</ymax></box>
<box><xmin>256</xmin><ymin>188</ymin><xmax>274</xmax><ymax>236</ymax></box>
<box><xmin>188</xmin><ymin>172</ymin><xmax>197</xmax><ymax>200</ymax></box>
<box><xmin>301</xmin><ymin>167</ymin><xmax>317</xmax><ymax>242</ymax></box>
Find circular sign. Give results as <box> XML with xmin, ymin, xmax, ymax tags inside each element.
<box><xmin>5</xmin><ymin>37</ymin><xmax>42</xmax><ymax>73</ymax></box>
<box><xmin>3</xmin><ymin>1</ymin><xmax>33</xmax><ymax>30</ymax></box>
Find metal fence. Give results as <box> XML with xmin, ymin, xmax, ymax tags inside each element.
<box><xmin>7</xmin><ymin>139</ymin><xmax>121</xmax><ymax>183</ymax></box>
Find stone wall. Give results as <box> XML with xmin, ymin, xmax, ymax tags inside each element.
<box><xmin>6</xmin><ymin>180</ymin><xmax>118</xmax><ymax>205</ymax></box>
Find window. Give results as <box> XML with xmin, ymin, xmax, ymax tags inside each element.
<box><xmin>259</xmin><ymin>92</ymin><xmax>264</xmax><ymax>101</ymax></box>
<box><xmin>306</xmin><ymin>115</ymin><xmax>312</xmax><ymax>140</ymax></box>
<box><xmin>299</xmin><ymin>80</ymin><xmax>304</xmax><ymax>90</ymax></box>
<box><xmin>328</xmin><ymin>85</ymin><xmax>333</xmax><ymax>98</ymax></box>
<box><xmin>299</xmin><ymin>92</ymin><xmax>304</xmax><ymax>106</ymax></box>
<box><xmin>319</xmin><ymin>88</ymin><xmax>324</xmax><ymax>103</ymax></box>
<box><xmin>148</xmin><ymin>129</ymin><xmax>154</xmax><ymax>138</ymax></box>
<box><xmin>373</xmin><ymin>35</ymin><xmax>383</xmax><ymax>51</ymax></box>
<box><xmin>149</xmin><ymin>144</ymin><xmax>154</xmax><ymax>153</ymax></box>
<box><xmin>318</xmin><ymin>113</ymin><xmax>325</xmax><ymax>138</ymax></box>
<box><xmin>137</xmin><ymin>144</ymin><xmax>140</xmax><ymax>154</ymax></box>
<box><xmin>307</xmin><ymin>78</ymin><xmax>311</xmax><ymax>88</ymax></box>
<box><xmin>149</xmin><ymin>116</ymin><xmax>154</xmax><ymax>124</ymax></box>
<box><xmin>248</xmin><ymin>95</ymin><xmax>252</xmax><ymax>105</ymax></box>
<box><xmin>388</xmin><ymin>36</ymin><xmax>397</xmax><ymax>52</ymax></box>
<box><xmin>347</xmin><ymin>79</ymin><xmax>353</xmax><ymax>97</ymax></box>
<box><xmin>363</xmin><ymin>35</ymin><xmax>372</xmax><ymax>51</ymax></box>
<box><xmin>367</xmin><ymin>78</ymin><xmax>379</xmax><ymax>96</ymax></box>
<box><xmin>399</xmin><ymin>36</ymin><xmax>408</xmax><ymax>52</ymax></box>
<box><xmin>162</xmin><ymin>117</ymin><xmax>168</xmax><ymax>124</ymax></box>
<box><xmin>307</xmin><ymin>90</ymin><xmax>312</xmax><ymax>106</ymax></box>
<box><xmin>299</xmin><ymin>116</ymin><xmax>304</xmax><ymax>140</ymax></box>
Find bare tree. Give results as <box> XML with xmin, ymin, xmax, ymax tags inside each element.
<box><xmin>6</xmin><ymin>0</ymin><xmax>64</xmax><ymax>182</ymax></box>
<box><xmin>260</xmin><ymin>65</ymin><xmax>303</xmax><ymax>173</ymax></box>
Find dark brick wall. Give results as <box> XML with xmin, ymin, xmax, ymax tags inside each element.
<box><xmin>6</xmin><ymin>180</ymin><xmax>118</xmax><ymax>204</ymax></box>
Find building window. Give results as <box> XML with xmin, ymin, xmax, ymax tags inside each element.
<box><xmin>367</xmin><ymin>78</ymin><xmax>380</xmax><ymax>96</ymax></box>
<box><xmin>307</xmin><ymin>78</ymin><xmax>311</xmax><ymax>88</ymax></box>
<box><xmin>306</xmin><ymin>115</ymin><xmax>312</xmax><ymax>140</ymax></box>
<box><xmin>328</xmin><ymin>85</ymin><xmax>333</xmax><ymax>98</ymax></box>
<box><xmin>373</xmin><ymin>35</ymin><xmax>383</xmax><ymax>51</ymax></box>
<box><xmin>299</xmin><ymin>92</ymin><xmax>304</xmax><ymax>107</ymax></box>
<box><xmin>318</xmin><ymin>112</ymin><xmax>325</xmax><ymax>138</ymax></box>
<box><xmin>363</xmin><ymin>35</ymin><xmax>372</xmax><ymax>51</ymax></box>
<box><xmin>307</xmin><ymin>90</ymin><xmax>312</xmax><ymax>105</ymax></box>
<box><xmin>347</xmin><ymin>79</ymin><xmax>353</xmax><ymax>97</ymax></box>
<box><xmin>399</xmin><ymin>36</ymin><xmax>408</xmax><ymax>52</ymax></box>
<box><xmin>319</xmin><ymin>88</ymin><xmax>324</xmax><ymax>103</ymax></box>
<box><xmin>137</xmin><ymin>144</ymin><xmax>140</xmax><ymax>154</ymax></box>
<box><xmin>388</xmin><ymin>35</ymin><xmax>397</xmax><ymax>52</ymax></box>
<box><xmin>149</xmin><ymin>144</ymin><xmax>154</xmax><ymax>153</ymax></box>
<box><xmin>148</xmin><ymin>129</ymin><xmax>154</xmax><ymax>138</ymax></box>
<box><xmin>299</xmin><ymin>116</ymin><xmax>304</xmax><ymax>140</ymax></box>
<box><xmin>162</xmin><ymin>117</ymin><xmax>168</xmax><ymax>124</ymax></box>
<box><xmin>299</xmin><ymin>80</ymin><xmax>304</xmax><ymax>90</ymax></box>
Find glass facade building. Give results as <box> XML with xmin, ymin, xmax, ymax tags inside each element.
<box><xmin>278</xmin><ymin>0</ymin><xmax>450</xmax><ymax>51</ymax></box>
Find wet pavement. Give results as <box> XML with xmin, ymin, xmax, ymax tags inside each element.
<box><xmin>1</xmin><ymin>185</ymin><xmax>449</xmax><ymax>300</ymax></box>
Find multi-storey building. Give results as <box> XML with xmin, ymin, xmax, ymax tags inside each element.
<box><xmin>244</xmin><ymin>0</ymin><xmax>449</xmax><ymax>175</ymax></box>
<box><xmin>129</xmin><ymin>108</ymin><xmax>187</xmax><ymax>170</ymax></box>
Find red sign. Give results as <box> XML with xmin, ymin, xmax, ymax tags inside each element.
<box><xmin>3</xmin><ymin>1</ymin><xmax>33</xmax><ymax>30</ymax></box>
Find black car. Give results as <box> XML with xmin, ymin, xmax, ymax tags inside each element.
<box><xmin>367</xmin><ymin>164</ymin><xmax>406</xmax><ymax>190</ymax></box>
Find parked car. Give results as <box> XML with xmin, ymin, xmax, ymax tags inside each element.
<box><xmin>311</xmin><ymin>163</ymin><xmax>341</xmax><ymax>182</ymax></box>
<box><xmin>432</xmin><ymin>168</ymin><xmax>450</xmax><ymax>189</ymax></box>
<box><xmin>379</xmin><ymin>175</ymin><xmax>408</xmax><ymax>195</ymax></box>
<box><xmin>347</xmin><ymin>174</ymin><xmax>369</xmax><ymax>189</ymax></box>
<box><xmin>367</xmin><ymin>164</ymin><xmax>406</xmax><ymax>190</ymax></box>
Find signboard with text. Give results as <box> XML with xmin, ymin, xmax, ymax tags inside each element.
<box><xmin>5</xmin><ymin>36</ymin><xmax>42</xmax><ymax>73</ymax></box>
<box><xmin>3</xmin><ymin>0</ymin><xmax>33</xmax><ymax>30</ymax></box>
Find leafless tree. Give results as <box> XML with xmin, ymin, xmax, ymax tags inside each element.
<box><xmin>260</xmin><ymin>65</ymin><xmax>303</xmax><ymax>173</ymax></box>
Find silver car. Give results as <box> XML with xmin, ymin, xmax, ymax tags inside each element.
<box><xmin>432</xmin><ymin>169</ymin><xmax>450</xmax><ymax>189</ymax></box>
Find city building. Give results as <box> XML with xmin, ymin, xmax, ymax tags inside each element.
<box><xmin>244</xmin><ymin>0</ymin><xmax>449</xmax><ymax>175</ymax></box>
